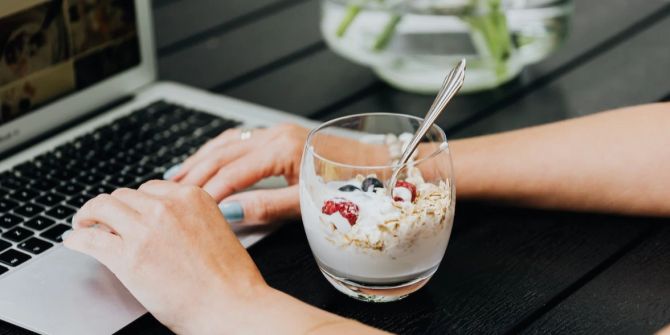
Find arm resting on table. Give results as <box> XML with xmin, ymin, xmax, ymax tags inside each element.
<box><xmin>450</xmin><ymin>102</ymin><xmax>670</xmax><ymax>217</ymax></box>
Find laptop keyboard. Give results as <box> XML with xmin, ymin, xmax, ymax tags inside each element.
<box><xmin>0</xmin><ymin>100</ymin><xmax>240</xmax><ymax>275</ymax></box>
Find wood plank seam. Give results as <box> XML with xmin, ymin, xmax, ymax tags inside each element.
<box><xmin>156</xmin><ymin>0</ymin><xmax>310</xmax><ymax>57</ymax></box>
<box><xmin>504</xmin><ymin>224</ymin><xmax>660</xmax><ymax>334</ymax></box>
<box><xmin>309</xmin><ymin>81</ymin><xmax>386</xmax><ymax>120</ymax></box>
<box><xmin>213</xmin><ymin>41</ymin><xmax>326</xmax><ymax>92</ymax></box>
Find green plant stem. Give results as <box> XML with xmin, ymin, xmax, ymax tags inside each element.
<box><xmin>373</xmin><ymin>14</ymin><xmax>402</xmax><ymax>51</ymax></box>
<box><xmin>463</xmin><ymin>0</ymin><xmax>513</xmax><ymax>80</ymax></box>
<box><xmin>336</xmin><ymin>4</ymin><xmax>362</xmax><ymax>37</ymax></box>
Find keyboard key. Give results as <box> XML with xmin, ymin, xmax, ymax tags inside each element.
<box><xmin>67</xmin><ymin>194</ymin><xmax>92</xmax><ymax>208</ymax></box>
<box><xmin>144</xmin><ymin>100</ymin><xmax>172</xmax><ymax>116</ymax></box>
<box><xmin>0</xmin><ymin>249</ymin><xmax>31</xmax><ymax>267</ymax></box>
<box><xmin>0</xmin><ymin>265</ymin><xmax>7</xmax><ymax>275</ymax></box>
<box><xmin>0</xmin><ymin>176</ymin><xmax>30</xmax><ymax>190</ymax></box>
<box><xmin>89</xmin><ymin>183</ymin><xmax>115</xmax><ymax>195</ymax></box>
<box><xmin>0</xmin><ymin>240</ymin><xmax>10</xmax><ymax>252</ymax></box>
<box><xmin>55</xmin><ymin>183</ymin><xmax>86</xmax><ymax>196</ymax></box>
<box><xmin>10</xmin><ymin>189</ymin><xmax>39</xmax><ymax>202</ymax></box>
<box><xmin>107</xmin><ymin>174</ymin><xmax>136</xmax><ymax>187</ymax></box>
<box><xmin>30</xmin><ymin>178</ymin><xmax>60</xmax><ymax>192</ymax></box>
<box><xmin>3</xmin><ymin>227</ymin><xmax>34</xmax><ymax>242</ymax></box>
<box><xmin>45</xmin><ymin>205</ymin><xmax>76</xmax><ymax>220</ymax></box>
<box><xmin>15</xmin><ymin>163</ymin><xmax>48</xmax><ymax>180</ymax></box>
<box><xmin>0</xmin><ymin>214</ymin><xmax>23</xmax><ymax>229</ymax></box>
<box><xmin>18</xmin><ymin>238</ymin><xmax>53</xmax><ymax>255</ymax></box>
<box><xmin>63</xmin><ymin>215</ymin><xmax>74</xmax><ymax>225</ymax></box>
<box><xmin>24</xmin><ymin>216</ymin><xmax>55</xmax><ymax>231</ymax></box>
<box><xmin>78</xmin><ymin>172</ymin><xmax>106</xmax><ymax>185</ymax></box>
<box><xmin>125</xmin><ymin>164</ymin><xmax>156</xmax><ymax>177</ymax></box>
<box><xmin>35</xmin><ymin>192</ymin><xmax>65</xmax><ymax>207</ymax></box>
<box><xmin>13</xmin><ymin>203</ymin><xmax>45</xmax><ymax>218</ymax></box>
<box><xmin>41</xmin><ymin>224</ymin><xmax>71</xmax><ymax>242</ymax></box>
<box><xmin>0</xmin><ymin>199</ymin><xmax>19</xmax><ymax>213</ymax></box>
<box><xmin>48</xmin><ymin>169</ymin><xmax>77</xmax><ymax>182</ymax></box>
<box><xmin>97</xmin><ymin>162</ymin><xmax>125</xmax><ymax>175</ymax></box>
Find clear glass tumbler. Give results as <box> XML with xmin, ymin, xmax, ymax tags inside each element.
<box><xmin>299</xmin><ymin>113</ymin><xmax>456</xmax><ymax>302</ymax></box>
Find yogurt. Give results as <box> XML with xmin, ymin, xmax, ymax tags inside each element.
<box><xmin>300</xmin><ymin>169</ymin><xmax>454</xmax><ymax>284</ymax></box>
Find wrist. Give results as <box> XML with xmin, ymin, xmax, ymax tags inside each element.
<box><xmin>177</xmin><ymin>276</ymin><xmax>272</xmax><ymax>334</ymax></box>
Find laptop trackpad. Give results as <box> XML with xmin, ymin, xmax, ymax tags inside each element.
<box><xmin>0</xmin><ymin>246</ymin><xmax>146</xmax><ymax>335</ymax></box>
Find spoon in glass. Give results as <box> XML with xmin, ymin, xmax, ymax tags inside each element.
<box><xmin>388</xmin><ymin>59</ymin><xmax>466</xmax><ymax>196</ymax></box>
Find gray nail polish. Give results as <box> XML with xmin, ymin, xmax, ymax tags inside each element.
<box><xmin>219</xmin><ymin>202</ymin><xmax>244</xmax><ymax>223</ymax></box>
<box><xmin>163</xmin><ymin>163</ymin><xmax>182</xmax><ymax>180</ymax></box>
<box><xmin>61</xmin><ymin>229</ymin><xmax>73</xmax><ymax>241</ymax></box>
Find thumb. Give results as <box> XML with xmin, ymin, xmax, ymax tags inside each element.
<box><xmin>218</xmin><ymin>185</ymin><xmax>300</xmax><ymax>225</ymax></box>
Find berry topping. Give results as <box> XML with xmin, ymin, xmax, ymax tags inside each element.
<box><xmin>338</xmin><ymin>184</ymin><xmax>361</xmax><ymax>192</ymax></box>
<box><xmin>321</xmin><ymin>198</ymin><xmax>359</xmax><ymax>226</ymax></box>
<box><xmin>393</xmin><ymin>187</ymin><xmax>413</xmax><ymax>202</ymax></box>
<box><xmin>361</xmin><ymin>177</ymin><xmax>384</xmax><ymax>192</ymax></box>
<box><xmin>395</xmin><ymin>180</ymin><xmax>417</xmax><ymax>202</ymax></box>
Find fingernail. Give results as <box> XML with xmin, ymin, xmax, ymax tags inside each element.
<box><xmin>163</xmin><ymin>163</ymin><xmax>182</xmax><ymax>180</ymax></box>
<box><xmin>61</xmin><ymin>229</ymin><xmax>73</xmax><ymax>241</ymax></box>
<box><xmin>218</xmin><ymin>201</ymin><xmax>244</xmax><ymax>223</ymax></box>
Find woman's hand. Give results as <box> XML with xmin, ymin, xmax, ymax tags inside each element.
<box><xmin>166</xmin><ymin>124</ymin><xmax>309</xmax><ymax>225</ymax></box>
<box><xmin>63</xmin><ymin>180</ymin><xmax>387</xmax><ymax>335</ymax></box>
<box><xmin>64</xmin><ymin>181</ymin><xmax>266</xmax><ymax>333</ymax></box>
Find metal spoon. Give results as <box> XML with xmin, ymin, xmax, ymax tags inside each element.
<box><xmin>388</xmin><ymin>59</ymin><xmax>466</xmax><ymax>195</ymax></box>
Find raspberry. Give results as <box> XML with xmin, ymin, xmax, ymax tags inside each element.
<box><xmin>321</xmin><ymin>198</ymin><xmax>359</xmax><ymax>225</ymax></box>
<box><xmin>321</xmin><ymin>199</ymin><xmax>340</xmax><ymax>215</ymax></box>
<box><xmin>395</xmin><ymin>180</ymin><xmax>417</xmax><ymax>202</ymax></box>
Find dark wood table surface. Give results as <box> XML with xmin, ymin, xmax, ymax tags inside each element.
<box><xmin>4</xmin><ymin>0</ymin><xmax>670</xmax><ymax>334</ymax></box>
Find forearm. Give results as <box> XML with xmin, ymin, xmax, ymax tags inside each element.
<box><xmin>450</xmin><ymin>102</ymin><xmax>670</xmax><ymax>216</ymax></box>
<box><xmin>197</xmin><ymin>286</ymin><xmax>386</xmax><ymax>335</ymax></box>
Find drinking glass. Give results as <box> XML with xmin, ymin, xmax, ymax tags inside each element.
<box><xmin>299</xmin><ymin>113</ymin><xmax>455</xmax><ymax>302</ymax></box>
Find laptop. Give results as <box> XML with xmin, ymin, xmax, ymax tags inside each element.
<box><xmin>0</xmin><ymin>1</ymin><xmax>312</xmax><ymax>334</ymax></box>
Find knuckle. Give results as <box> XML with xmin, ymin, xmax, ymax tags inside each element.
<box><xmin>139</xmin><ymin>179</ymin><xmax>162</xmax><ymax>191</ymax></box>
<box><xmin>87</xmin><ymin>194</ymin><xmax>111</xmax><ymax>210</ymax></box>
<box><xmin>181</xmin><ymin>184</ymin><xmax>202</xmax><ymax>198</ymax></box>
<box><xmin>111</xmin><ymin>187</ymin><xmax>131</xmax><ymax>197</ymax></box>
<box><xmin>200</xmin><ymin>159</ymin><xmax>222</xmax><ymax>173</ymax></box>
<box><xmin>151</xmin><ymin>200</ymin><xmax>172</xmax><ymax>217</ymax></box>
<box><xmin>251</xmin><ymin>196</ymin><xmax>273</xmax><ymax>222</ymax></box>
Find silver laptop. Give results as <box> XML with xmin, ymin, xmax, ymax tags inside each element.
<box><xmin>0</xmin><ymin>1</ymin><xmax>311</xmax><ymax>334</ymax></box>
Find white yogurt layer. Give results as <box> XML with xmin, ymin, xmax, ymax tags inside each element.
<box><xmin>300</xmin><ymin>171</ymin><xmax>454</xmax><ymax>284</ymax></box>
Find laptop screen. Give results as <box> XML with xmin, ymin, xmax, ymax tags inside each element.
<box><xmin>0</xmin><ymin>0</ymin><xmax>140</xmax><ymax>127</ymax></box>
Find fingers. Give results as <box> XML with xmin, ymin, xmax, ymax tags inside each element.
<box><xmin>63</xmin><ymin>228</ymin><xmax>123</xmax><ymax>271</ymax></box>
<box><xmin>177</xmin><ymin>144</ymin><xmax>252</xmax><ymax>186</ymax></box>
<box><xmin>173</xmin><ymin>128</ymin><xmax>268</xmax><ymax>181</ymax></box>
<box><xmin>202</xmin><ymin>153</ymin><xmax>274</xmax><ymax>202</ymax></box>
<box><xmin>74</xmin><ymin>194</ymin><xmax>141</xmax><ymax>237</ymax></box>
<box><xmin>220</xmin><ymin>185</ymin><xmax>300</xmax><ymax>225</ymax></box>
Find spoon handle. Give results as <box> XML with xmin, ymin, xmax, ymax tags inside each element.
<box><xmin>389</xmin><ymin>59</ymin><xmax>466</xmax><ymax>189</ymax></box>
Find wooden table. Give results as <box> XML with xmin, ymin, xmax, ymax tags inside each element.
<box><xmin>6</xmin><ymin>1</ymin><xmax>670</xmax><ymax>334</ymax></box>
<box><xmin>123</xmin><ymin>1</ymin><xmax>670</xmax><ymax>334</ymax></box>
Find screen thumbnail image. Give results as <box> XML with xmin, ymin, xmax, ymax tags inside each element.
<box><xmin>0</xmin><ymin>1</ymin><xmax>70</xmax><ymax>87</ymax></box>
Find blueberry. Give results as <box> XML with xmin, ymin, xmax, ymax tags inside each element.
<box><xmin>361</xmin><ymin>177</ymin><xmax>384</xmax><ymax>192</ymax></box>
<box><xmin>338</xmin><ymin>185</ymin><xmax>360</xmax><ymax>192</ymax></box>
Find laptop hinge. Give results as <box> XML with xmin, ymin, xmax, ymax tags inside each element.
<box><xmin>0</xmin><ymin>94</ymin><xmax>136</xmax><ymax>161</ymax></box>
